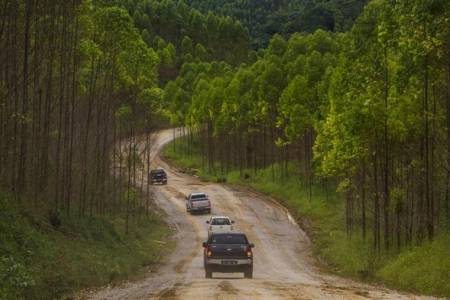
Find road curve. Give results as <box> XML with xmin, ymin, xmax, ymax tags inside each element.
<box><xmin>90</xmin><ymin>129</ymin><xmax>434</xmax><ymax>300</ymax></box>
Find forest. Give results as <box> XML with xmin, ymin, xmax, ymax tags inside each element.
<box><xmin>185</xmin><ymin>0</ymin><xmax>368</xmax><ymax>47</ymax></box>
<box><xmin>119</xmin><ymin>0</ymin><xmax>252</xmax><ymax>83</ymax></box>
<box><xmin>163</xmin><ymin>0</ymin><xmax>450</xmax><ymax>295</ymax></box>
<box><xmin>0</xmin><ymin>0</ymin><xmax>167</xmax><ymax>298</ymax></box>
<box><xmin>0</xmin><ymin>0</ymin><xmax>162</xmax><ymax>228</ymax></box>
<box><xmin>165</xmin><ymin>0</ymin><xmax>450</xmax><ymax>252</ymax></box>
<box><xmin>0</xmin><ymin>0</ymin><xmax>254</xmax><ymax>297</ymax></box>
<box><xmin>1</xmin><ymin>0</ymin><xmax>449</xmax><ymax>298</ymax></box>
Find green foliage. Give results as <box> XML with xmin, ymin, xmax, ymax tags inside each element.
<box><xmin>0</xmin><ymin>256</ymin><xmax>34</xmax><ymax>300</ymax></box>
<box><xmin>163</xmin><ymin>29</ymin><xmax>338</xmax><ymax>145</ymax></box>
<box><xmin>378</xmin><ymin>235</ymin><xmax>450</xmax><ymax>297</ymax></box>
<box><xmin>122</xmin><ymin>0</ymin><xmax>250</xmax><ymax>66</ymax></box>
<box><xmin>185</xmin><ymin>0</ymin><xmax>368</xmax><ymax>47</ymax></box>
<box><xmin>164</xmin><ymin>1</ymin><xmax>450</xmax><ymax>269</ymax></box>
<box><xmin>0</xmin><ymin>194</ymin><xmax>169</xmax><ymax>299</ymax></box>
<box><xmin>81</xmin><ymin>4</ymin><xmax>159</xmax><ymax>91</ymax></box>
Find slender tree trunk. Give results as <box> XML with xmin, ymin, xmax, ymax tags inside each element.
<box><xmin>126</xmin><ymin>127</ymin><xmax>133</xmax><ymax>235</ymax></box>
<box><xmin>17</xmin><ymin>0</ymin><xmax>33</xmax><ymax>198</ymax></box>
<box><xmin>424</xmin><ymin>55</ymin><xmax>433</xmax><ymax>240</ymax></box>
<box><xmin>383</xmin><ymin>48</ymin><xmax>390</xmax><ymax>250</ymax></box>
<box><xmin>146</xmin><ymin>128</ymin><xmax>151</xmax><ymax>218</ymax></box>
<box><xmin>54</xmin><ymin>5</ymin><xmax>68</xmax><ymax>211</ymax></box>
<box><xmin>373</xmin><ymin>146</ymin><xmax>380</xmax><ymax>251</ymax></box>
<box><xmin>39</xmin><ymin>7</ymin><xmax>56</xmax><ymax>206</ymax></box>
<box><xmin>361</xmin><ymin>163</ymin><xmax>366</xmax><ymax>241</ymax></box>
<box><xmin>447</xmin><ymin>42</ymin><xmax>450</xmax><ymax>231</ymax></box>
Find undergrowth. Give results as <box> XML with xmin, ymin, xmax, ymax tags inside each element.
<box><xmin>0</xmin><ymin>193</ymin><xmax>170</xmax><ymax>300</ymax></box>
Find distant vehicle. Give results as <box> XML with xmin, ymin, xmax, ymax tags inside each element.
<box><xmin>186</xmin><ymin>192</ymin><xmax>211</xmax><ymax>214</ymax></box>
<box><xmin>203</xmin><ymin>232</ymin><xmax>254</xmax><ymax>279</ymax></box>
<box><xmin>206</xmin><ymin>216</ymin><xmax>234</xmax><ymax>236</ymax></box>
<box><xmin>149</xmin><ymin>168</ymin><xmax>167</xmax><ymax>185</ymax></box>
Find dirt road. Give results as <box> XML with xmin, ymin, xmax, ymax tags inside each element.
<box><xmin>91</xmin><ymin>129</ymin><xmax>434</xmax><ymax>300</ymax></box>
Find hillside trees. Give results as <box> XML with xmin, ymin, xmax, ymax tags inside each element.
<box><xmin>164</xmin><ymin>29</ymin><xmax>338</xmax><ymax>182</ymax></box>
<box><xmin>121</xmin><ymin>0</ymin><xmax>251</xmax><ymax>83</ymax></box>
<box><xmin>166</xmin><ymin>0</ymin><xmax>450</xmax><ymax>253</ymax></box>
<box><xmin>185</xmin><ymin>0</ymin><xmax>368</xmax><ymax>47</ymax></box>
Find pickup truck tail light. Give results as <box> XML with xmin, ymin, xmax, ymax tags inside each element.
<box><xmin>246</xmin><ymin>247</ymin><xmax>252</xmax><ymax>258</ymax></box>
<box><xmin>207</xmin><ymin>248</ymin><xmax>213</xmax><ymax>257</ymax></box>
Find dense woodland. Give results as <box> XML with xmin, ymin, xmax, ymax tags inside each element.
<box><xmin>185</xmin><ymin>0</ymin><xmax>368</xmax><ymax>47</ymax></box>
<box><xmin>0</xmin><ymin>0</ymin><xmax>163</xmax><ymax>230</ymax></box>
<box><xmin>120</xmin><ymin>0</ymin><xmax>251</xmax><ymax>82</ymax></box>
<box><xmin>165</xmin><ymin>0</ymin><xmax>450</xmax><ymax>252</ymax></box>
<box><xmin>0</xmin><ymin>0</ymin><xmax>254</xmax><ymax>226</ymax></box>
<box><xmin>1</xmin><ymin>0</ymin><xmax>450</xmax><ymax>297</ymax></box>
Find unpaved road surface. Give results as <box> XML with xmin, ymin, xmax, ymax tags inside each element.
<box><xmin>90</xmin><ymin>129</ymin><xmax>434</xmax><ymax>300</ymax></box>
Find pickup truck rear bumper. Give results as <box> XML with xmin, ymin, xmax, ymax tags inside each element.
<box><xmin>190</xmin><ymin>207</ymin><xmax>210</xmax><ymax>212</ymax></box>
<box><xmin>206</xmin><ymin>258</ymin><xmax>252</xmax><ymax>265</ymax></box>
<box><xmin>151</xmin><ymin>178</ymin><xmax>166</xmax><ymax>182</ymax></box>
<box><xmin>205</xmin><ymin>258</ymin><xmax>252</xmax><ymax>272</ymax></box>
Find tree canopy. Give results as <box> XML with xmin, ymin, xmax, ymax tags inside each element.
<box><xmin>185</xmin><ymin>0</ymin><xmax>368</xmax><ymax>47</ymax></box>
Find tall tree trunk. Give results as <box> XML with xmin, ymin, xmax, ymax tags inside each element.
<box><xmin>373</xmin><ymin>146</ymin><xmax>380</xmax><ymax>251</ymax></box>
<box><xmin>447</xmin><ymin>42</ymin><xmax>450</xmax><ymax>231</ymax></box>
<box><xmin>54</xmin><ymin>4</ymin><xmax>67</xmax><ymax>210</ymax></box>
<box><xmin>424</xmin><ymin>55</ymin><xmax>433</xmax><ymax>240</ymax></box>
<box><xmin>361</xmin><ymin>163</ymin><xmax>366</xmax><ymax>241</ymax></box>
<box><xmin>17</xmin><ymin>0</ymin><xmax>32</xmax><ymax>197</ymax></box>
<box><xmin>383</xmin><ymin>48</ymin><xmax>390</xmax><ymax>250</ymax></box>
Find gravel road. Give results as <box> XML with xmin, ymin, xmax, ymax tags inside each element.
<box><xmin>89</xmin><ymin>129</ymin><xmax>434</xmax><ymax>300</ymax></box>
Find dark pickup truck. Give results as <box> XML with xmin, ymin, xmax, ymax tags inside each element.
<box><xmin>149</xmin><ymin>168</ymin><xmax>167</xmax><ymax>185</ymax></box>
<box><xmin>203</xmin><ymin>232</ymin><xmax>254</xmax><ymax>279</ymax></box>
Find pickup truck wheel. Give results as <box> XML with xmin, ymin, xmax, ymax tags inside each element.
<box><xmin>244</xmin><ymin>267</ymin><xmax>253</xmax><ymax>279</ymax></box>
<box><xmin>205</xmin><ymin>267</ymin><xmax>213</xmax><ymax>278</ymax></box>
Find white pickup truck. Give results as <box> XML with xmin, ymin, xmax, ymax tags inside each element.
<box><xmin>186</xmin><ymin>192</ymin><xmax>211</xmax><ymax>214</ymax></box>
<box><xmin>206</xmin><ymin>216</ymin><xmax>234</xmax><ymax>236</ymax></box>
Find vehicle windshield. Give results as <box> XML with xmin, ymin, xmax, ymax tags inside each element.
<box><xmin>211</xmin><ymin>218</ymin><xmax>231</xmax><ymax>225</ymax></box>
<box><xmin>210</xmin><ymin>234</ymin><xmax>247</xmax><ymax>244</ymax></box>
<box><xmin>191</xmin><ymin>194</ymin><xmax>207</xmax><ymax>200</ymax></box>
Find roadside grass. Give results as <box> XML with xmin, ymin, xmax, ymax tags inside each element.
<box><xmin>377</xmin><ymin>235</ymin><xmax>450</xmax><ymax>296</ymax></box>
<box><xmin>163</xmin><ymin>136</ymin><xmax>450</xmax><ymax>298</ymax></box>
<box><xmin>0</xmin><ymin>193</ymin><xmax>170</xmax><ymax>300</ymax></box>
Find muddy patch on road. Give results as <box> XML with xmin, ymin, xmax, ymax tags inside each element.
<box><xmin>217</xmin><ymin>280</ymin><xmax>240</xmax><ymax>294</ymax></box>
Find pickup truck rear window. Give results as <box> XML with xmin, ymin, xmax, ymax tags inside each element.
<box><xmin>151</xmin><ymin>170</ymin><xmax>165</xmax><ymax>175</ymax></box>
<box><xmin>210</xmin><ymin>234</ymin><xmax>248</xmax><ymax>244</ymax></box>
<box><xmin>191</xmin><ymin>194</ymin><xmax>207</xmax><ymax>200</ymax></box>
<box><xmin>211</xmin><ymin>218</ymin><xmax>231</xmax><ymax>225</ymax></box>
